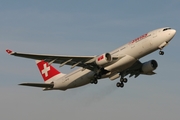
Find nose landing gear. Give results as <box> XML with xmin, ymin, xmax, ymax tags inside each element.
<box><xmin>159</xmin><ymin>50</ymin><xmax>164</xmax><ymax>55</ymax></box>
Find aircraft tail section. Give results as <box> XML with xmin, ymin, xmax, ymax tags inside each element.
<box><xmin>36</xmin><ymin>60</ymin><xmax>66</xmax><ymax>83</ymax></box>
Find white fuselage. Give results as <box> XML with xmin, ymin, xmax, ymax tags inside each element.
<box><xmin>53</xmin><ymin>27</ymin><xmax>176</xmax><ymax>90</ymax></box>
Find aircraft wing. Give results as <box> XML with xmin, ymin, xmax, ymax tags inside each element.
<box><xmin>6</xmin><ymin>49</ymin><xmax>98</xmax><ymax>70</ymax></box>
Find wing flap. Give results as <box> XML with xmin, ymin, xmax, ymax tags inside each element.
<box><xmin>19</xmin><ymin>83</ymin><xmax>54</xmax><ymax>88</ymax></box>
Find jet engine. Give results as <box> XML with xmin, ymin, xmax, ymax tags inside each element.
<box><xmin>95</xmin><ymin>53</ymin><xmax>112</xmax><ymax>66</ymax></box>
<box><xmin>141</xmin><ymin>60</ymin><xmax>158</xmax><ymax>74</ymax></box>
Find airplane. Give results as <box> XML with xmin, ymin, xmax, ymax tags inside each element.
<box><xmin>6</xmin><ymin>27</ymin><xmax>176</xmax><ymax>91</ymax></box>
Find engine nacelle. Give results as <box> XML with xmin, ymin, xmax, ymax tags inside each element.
<box><xmin>141</xmin><ymin>60</ymin><xmax>158</xmax><ymax>74</ymax></box>
<box><xmin>95</xmin><ymin>53</ymin><xmax>112</xmax><ymax>66</ymax></box>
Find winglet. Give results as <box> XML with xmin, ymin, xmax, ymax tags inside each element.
<box><xmin>6</xmin><ymin>49</ymin><xmax>14</xmax><ymax>55</ymax></box>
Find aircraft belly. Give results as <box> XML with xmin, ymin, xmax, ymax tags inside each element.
<box><xmin>61</xmin><ymin>69</ymin><xmax>93</xmax><ymax>90</ymax></box>
<box><xmin>53</xmin><ymin>77</ymin><xmax>68</xmax><ymax>90</ymax></box>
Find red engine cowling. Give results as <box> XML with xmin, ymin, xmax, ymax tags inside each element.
<box><xmin>141</xmin><ymin>60</ymin><xmax>158</xmax><ymax>74</ymax></box>
<box><xmin>95</xmin><ymin>53</ymin><xmax>112</xmax><ymax>66</ymax></box>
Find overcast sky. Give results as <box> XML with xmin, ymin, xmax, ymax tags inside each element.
<box><xmin>0</xmin><ymin>0</ymin><xmax>180</xmax><ymax>120</ymax></box>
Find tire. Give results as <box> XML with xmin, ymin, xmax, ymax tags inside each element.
<box><xmin>90</xmin><ymin>80</ymin><xmax>94</xmax><ymax>84</ymax></box>
<box><xmin>120</xmin><ymin>83</ymin><xmax>124</xmax><ymax>88</ymax></box>
<box><xmin>94</xmin><ymin>80</ymin><xmax>98</xmax><ymax>84</ymax></box>
<box><xmin>116</xmin><ymin>82</ymin><xmax>121</xmax><ymax>87</ymax></box>
<box><xmin>120</xmin><ymin>78</ymin><xmax>124</xmax><ymax>83</ymax></box>
<box><xmin>123</xmin><ymin>78</ymin><xmax>128</xmax><ymax>83</ymax></box>
<box><xmin>159</xmin><ymin>51</ymin><xmax>164</xmax><ymax>55</ymax></box>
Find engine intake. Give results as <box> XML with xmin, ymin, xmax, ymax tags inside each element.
<box><xmin>95</xmin><ymin>53</ymin><xmax>112</xmax><ymax>66</ymax></box>
<box><xmin>141</xmin><ymin>60</ymin><xmax>158</xmax><ymax>74</ymax></box>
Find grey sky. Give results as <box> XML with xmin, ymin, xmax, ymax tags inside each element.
<box><xmin>0</xmin><ymin>0</ymin><xmax>180</xmax><ymax>120</ymax></box>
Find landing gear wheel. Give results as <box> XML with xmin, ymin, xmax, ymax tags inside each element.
<box><xmin>116</xmin><ymin>82</ymin><xmax>124</xmax><ymax>88</ymax></box>
<box><xmin>159</xmin><ymin>51</ymin><xmax>164</xmax><ymax>55</ymax></box>
<box><xmin>123</xmin><ymin>78</ymin><xmax>128</xmax><ymax>83</ymax></box>
<box><xmin>120</xmin><ymin>78</ymin><xmax>124</xmax><ymax>83</ymax></box>
<box><xmin>120</xmin><ymin>82</ymin><xmax>124</xmax><ymax>88</ymax></box>
<box><xmin>120</xmin><ymin>78</ymin><xmax>128</xmax><ymax>83</ymax></box>
<box><xmin>90</xmin><ymin>80</ymin><xmax>94</xmax><ymax>84</ymax></box>
<box><xmin>116</xmin><ymin>82</ymin><xmax>121</xmax><ymax>87</ymax></box>
<box><xmin>94</xmin><ymin>80</ymin><xmax>98</xmax><ymax>84</ymax></box>
<box><xmin>90</xmin><ymin>79</ymin><xmax>98</xmax><ymax>84</ymax></box>
<box><xmin>94</xmin><ymin>74</ymin><xmax>101</xmax><ymax>79</ymax></box>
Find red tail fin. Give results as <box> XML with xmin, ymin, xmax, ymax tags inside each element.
<box><xmin>36</xmin><ymin>60</ymin><xmax>65</xmax><ymax>83</ymax></box>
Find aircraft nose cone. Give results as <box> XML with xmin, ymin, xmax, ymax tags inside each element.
<box><xmin>169</xmin><ymin>29</ymin><xmax>176</xmax><ymax>40</ymax></box>
<box><xmin>168</xmin><ymin>29</ymin><xmax>176</xmax><ymax>39</ymax></box>
<box><xmin>171</xmin><ymin>29</ymin><xmax>176</xmax><ymax>36</ymax></box>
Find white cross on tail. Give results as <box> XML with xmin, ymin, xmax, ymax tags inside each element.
<box><xmin>41</xmin><ymin>64</ymin><xmax>50</xmax><ymax>77</ymax></box>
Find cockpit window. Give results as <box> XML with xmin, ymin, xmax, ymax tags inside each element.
<box><xmin>163</xmin><ymin>28</ymin><xmax>171</xmax><ymax>31</ymax></box>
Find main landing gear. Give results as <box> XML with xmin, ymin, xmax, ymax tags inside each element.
<box><xmin>116</xmin><ymin>78</ymin><xmax>128</xmax><ymax>88</ymax></box>
<box><xmin>91</xmin><ymin>79</ymin><xmax>98</xmax><ymax>84</ymax></box>
<box><xmin>91</xmin><ymin>67</ymin><xmax>109</xmax><ymax>84</ymax></box>
<box><xmin>90</xmin><ymin>73</ymin><xmax>101</xmax><ymax>84</ymax></box>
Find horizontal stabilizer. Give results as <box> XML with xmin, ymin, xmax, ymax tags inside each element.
<box><xmin>142</xmin><ymin>71</ymin><xmax>156</xmax><ymax>75</ymax></box>
<box><xmin>19</xmin><ymin>83</ymin><xmax>54</xmax><ymax>88</ymax></box>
